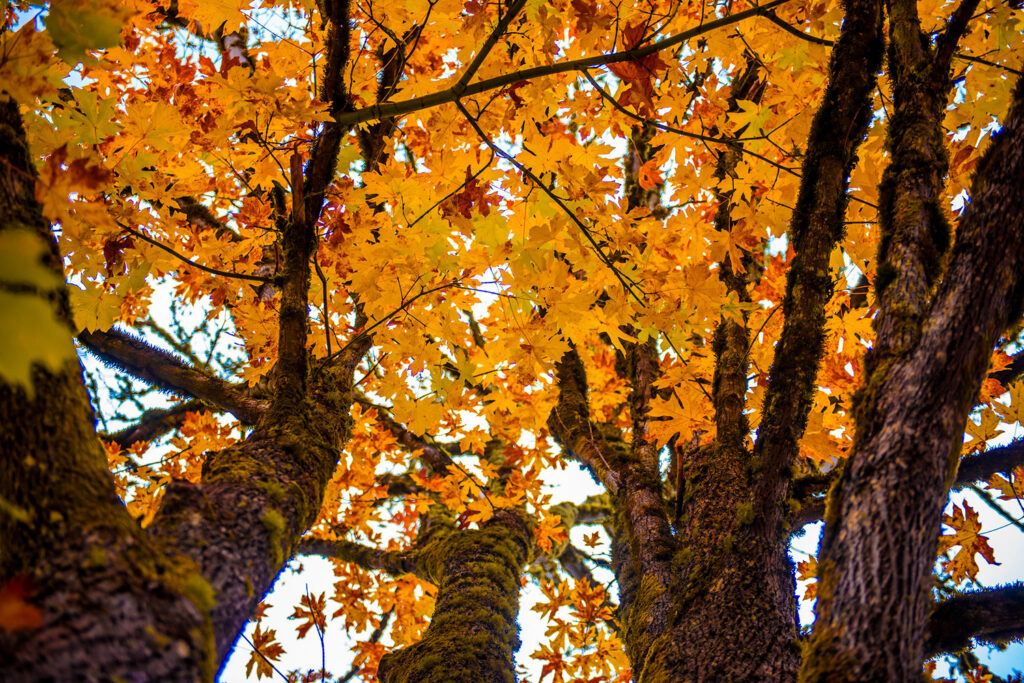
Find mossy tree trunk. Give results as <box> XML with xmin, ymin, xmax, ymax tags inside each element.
<box><xmin>803</xmin><ymin>55</ymin><xmax>1024</xmax><ymax>683</ymax></box>
<box><xmin>377</xmin><ymin>510</ymin><xmax>531</xmax><ymax>683</ymax></box>
<box><xmin>0</xmin><ymin>6</ymin><xmax>372</xmax><ymax>671</ymax></box>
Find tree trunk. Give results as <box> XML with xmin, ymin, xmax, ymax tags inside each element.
<box><xmin>0</xmin><ymin>98</ymin><xmax>214</xmax><ymax>681</ymax></box>
<box><xmin>804</xmin><ymin>73</ymin><xmax>1024</xmax><ymax>682</ymax></box>
<box><xmin>377</xmin><ymin>510</ymin><xmax>531</xmax><ymax>683</ymax></box>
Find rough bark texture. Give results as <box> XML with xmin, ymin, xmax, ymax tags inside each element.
<box><xmin>6</xmin><ymin>0</ymin><xmax>1024</xmax><ymax>678</ymax></box>
<box><xmin>0</xmin><ymin>52</ymin><xmax>370</xmax><ymax>677</ymax></box>
<box><xmin>377</xmin><ymin>510</ymin><xmax>531</xmax><ymax>683</ymax></box>
<box><xmin>804</xmin><ymin>75</ymin><xmax>1024</xmax><ymax>682</ymax></box>
<box><xmin>0</xmin><ymin>97</ymin><xmax>214</xmax><ymax>681</ymax></box>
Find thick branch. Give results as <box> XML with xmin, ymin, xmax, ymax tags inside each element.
<box><xmin>0</xmin><ymin>95</ymin><xmax>213</xmax><ymax>682</ymax></box>
<box><xmin>376</xmin><ymin>511</ymin><xmax>531</xmax><ymax>683</ymax></box>
<box><xmin>101</xmin><ymin>399</ymin><xmax>207</xmax><ymax>449</ymax></box>
<box><xmin>270</xmin><ymin>212</ymin><xmax>315</xmax><ymax>413</ymax></box>
<box><xmin>926</xmin><ymin>583</ymin><xmax>1024</xmax><ymax>656</ymax></box>
<box><xmin>752</xmin><ymin>0</ymin><xmax>884</xmax><ymax>515</ymax></box>
<box><xmin>303</xmin><ymin>0</ymin><xmax>352</xmax><ymax>229</ymax></box>
<box><xmin>78</xmin><ymin>328</ymin><xmax>265</xmax><ymax>424</ymax></box>
<box><xmin>547</xmin><ymin>347</ymin><xmax>621</xmax><ymax>493</ymax></box>
<box><xmin>991</xmin><ymin>350</ymin><xmax>1024</xmax><ymax>387</ymax></box>
<box><xmin>870</xmin><ymin>0</ymin><xmax>972</xmax><ymax>365</ymax></box>
<box><xmin>955</xmin><ymin>440</ymin><xmax>1024</xmax><ymax>489</ymax></box>
<box><xmin>805</xmin><ymin>74</ymin><xmax>1024</xmax><ymax>681</ymax></box>
<box><xmin>710</xmin><ymin>63</ymin><xmax>762</xmax><ymax>450</ymax></box>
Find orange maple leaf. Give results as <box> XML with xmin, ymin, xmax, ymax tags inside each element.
<box><xmin>0</xmin><ymin>576</ymin><xmax>44</xmax><ymax>633</ymax></box>
<box><xmin>938</xmin><ymin>502</ymin><xmax>999</xmax><ymax>583</ymax></box>
<box><xmin>638</xmin><ymin>159</ymin><xmax>663</xmax><ymax>190</ymax></box>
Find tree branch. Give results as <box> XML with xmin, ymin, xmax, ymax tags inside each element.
<box><xmin>116</xmin><ymin>221</ymin><xmax>270</xmax><ymax>284</ymax></box>
<box><xmin>926</xmin><ymin>583</ymin><xmax>1024</xmax><ymax>656</ymax></box>
<box><xmin>793</xmin><ymin>440</ymin><xmax>1024</xmax><ymax>529</ymax></box>
<box><xmin>78</xmin><ymin>328</ymin><xmax>266</xmax><ymax>424</ymax></box>
<box><xmin>932</xmin><ymin>0</ymin><xmax>983</xmax><ymax>80</ymax></box>
<box><xmin>955</xmin><ymin>440</ymin><xmax>1024</xmax><ymax>488</ymax></box>
<box><xmin>335</xmin><ymin>0</ymin><xmax>792</xmax><ymax>129</ymax></box>
<box><xmin>547</xmin><ymin>346</ymin><xmax>621</xmax><ymax>493</ymax></box>
<box><xmin>453</xmin><ymin>0</ymin><xmax>527</xmax><ymax>96</ymax></box>
<box><xmin>991</xmin><ymin>350</ymin><xmax>1024</xmax><ymax>387</ymax></box>
<box><xmin>752</xmin><ymin>0</ymin><xmax>884</xmax><ymax>515</ymax></box>
<box><xmin>456</xmin><ymin>101</ymin><xmax>644</xmax><ymax>303</ymax></box>
<box><xmin>101</xmin><ymin>398</ymin><xmax>208</xmax><ymax>449</ymax></box>
<box><xmin>763</xmin><ymin>10</ymin><xmax>835</xmax><ymax>46</ymax></box>
<box><xmin>295</xmin><ymin>537</ymin><xmax>428</xmax><ymax>580</ymax></box>
<box><xmin>303</xmin><ymin>0</ymin><xmax>353</xmax><ymax>230</ymax></box>
<box><xmin>805</xmin><ymin>73</ymin><xmax>1024</xmax><ymax>680</ymax></box>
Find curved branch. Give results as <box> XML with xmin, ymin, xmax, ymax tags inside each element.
<box><xmin>547</xmin><ymin>347</ymin><xmax>621</xmax><ymax>493</ymax></box>
<box><xmin>926</xmin><ymin>583</ymin><xmax>1024</xmax><ymax>656</ymax></box>
<box><xmin>78</xmin><ymin>328</ymin><xmax>266</xmax><ymax>424</ymax></box>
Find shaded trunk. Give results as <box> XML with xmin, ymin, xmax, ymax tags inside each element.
<box><xmin>0</xmin><ymin>92</ymin><xmax>369</xmax><ymax>680</ymax></box>
<box><xmin>804</xmin><ymin>75</ymin><xmax>1024</xmax><ymax>681</ymax></box>
<box><xmin>0</xmin><ymin>98</ymin><xmax>214</xmax><ymax>680</ymax></box>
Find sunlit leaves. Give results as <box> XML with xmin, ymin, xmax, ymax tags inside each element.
<box><xmin>179</xmin><ymin>0</ymin><xmax>253</xmax><ymax>33</ymax></box>
<box><xmin>5</xmin><ymin>0</ymin><xmax>1023</xmax><ymax>676</ymax></box>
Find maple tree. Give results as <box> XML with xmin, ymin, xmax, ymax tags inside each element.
<box><xmin>1</xmin><ymin>0</ymin><xmax>1024</xmax><ymax>680</ymax></box>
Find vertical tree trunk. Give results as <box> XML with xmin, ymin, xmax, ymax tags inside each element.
<box><xmin>0</xmin><ymin>98</ymin><xmax>215</xmax><ymax>681</ymax></box>
<box><xmin>804</xmin><ymin>75</ymin><xmax>1024</xmax><ymax>681</ymax></box>
<box><xmin>377</xmin><ymin>510</ymin><xmax>531</xmax><ymax>683</ymax></box>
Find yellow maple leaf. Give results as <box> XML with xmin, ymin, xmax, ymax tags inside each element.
<box><xmin>178</xmin><ymin>0</ymin><xmax>253</xmax><ymax>33</ymax></box>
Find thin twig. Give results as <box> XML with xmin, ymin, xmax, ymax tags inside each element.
<box><xmin>117</xmin><ymin>221</ymin><xmax>271</xmax><ymax>284</ymax></box>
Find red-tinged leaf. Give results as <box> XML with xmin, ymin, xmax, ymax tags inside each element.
<box><xmin>0</xmin><ymin>576</ymin><xmax>44</xmax><ymax>632</ymax></box>
<box><xmin>638</xmin><ymin>159</ymin><xmax>663</xmax><ymax>190</ymax></box>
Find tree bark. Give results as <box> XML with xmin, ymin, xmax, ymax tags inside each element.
<box><xmin>0</xmin><ymin>97</ymin><xmax>215</xmax><ymax>681</ymax></box>
<box><xmin>377</xmin><ymin>510</ymin><xmax>531</xmax><ymax>683</ymax></box>
<box><xmin>804</xmin><ymin>74</ymin><xmax>1024</xmax><ymax>682</ymax></box>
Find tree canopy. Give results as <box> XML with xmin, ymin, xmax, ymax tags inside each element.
<box><xmin>1</xmin><ymin>0</ymin><xmax>1023</xmax><ymax>680</ymax></box>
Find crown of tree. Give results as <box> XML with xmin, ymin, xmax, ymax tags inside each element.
<box><xmin>1</xmin><ymin>0</ymin><xmax>1023</xmax><ymax>681</ymax></box>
